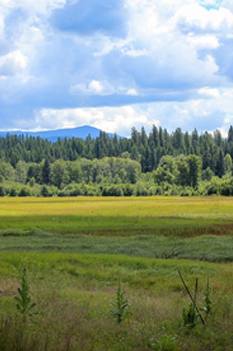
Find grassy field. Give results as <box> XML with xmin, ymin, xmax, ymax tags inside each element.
<box><xmin>1</xmin><ymin>196</ymin><xmax>233</xmax><ymax>350</ymax></box>
<box><xmin>2</xmin><ymin>196</ymin><xmax>233</xmax><ymax>218</ymax></box>
<box><xmin>0</xmin><ymin>196</ymin><xmax>233</xmax><ymax>236</ymax></box>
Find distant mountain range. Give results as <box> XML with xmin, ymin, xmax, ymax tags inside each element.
<box><xmin>0</xmin><ymin>125</ymin><xmax>120</xmax><ymax>142</ymax></box>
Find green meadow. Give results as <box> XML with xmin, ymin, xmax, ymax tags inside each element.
<box><xmin>1</xmin><ymin>196</ymin><xmax>233</xmax><ymax>350</ymax></box>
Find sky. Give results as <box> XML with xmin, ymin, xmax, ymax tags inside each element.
<box><xmin>0</xmin><ymin>0</ymin><xmax>233</xmax><ymax>136</ymax></box>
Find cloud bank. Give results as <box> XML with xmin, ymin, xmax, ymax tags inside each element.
<box><xmin>0</xmin><ymin>0</ymin><xmax>233</xmax><ymax>135</ymax></box>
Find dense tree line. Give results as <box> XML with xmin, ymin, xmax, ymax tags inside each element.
<box><xmin>1</xmin><ymin>126</ymin><xmax>233</xmax><ymax>173</ymax></box>
<box><xmin>1</xmin><ymin>126</ymin><xmax>233</xmax><ymax>196</ymax></box>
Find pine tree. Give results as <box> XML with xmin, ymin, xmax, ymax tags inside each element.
<box><xmin>42</xmin><ymin>158</ymin><xmax>51</xmax><ymax>184</ymax></box>
<box><xmin>216</xmin><ymin>149</ymin><xmax>224</xmax><ymax>178</ymax></box>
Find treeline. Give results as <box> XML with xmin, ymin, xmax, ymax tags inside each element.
<box><xmin>1</xmin><ymin>125</ymin><xmax>233</xmax><ymax>196</ymax></box>
<box><xmin>1</xmin><ymin>125</ymin><xmax>233</xmax><ymax>174</ymax></box>
<box><xmin>0</xmin><ymin>154</ymin><xmax>233</xmax><ymax>197</ymax></box>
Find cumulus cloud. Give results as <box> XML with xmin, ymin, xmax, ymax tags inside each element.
<box><xmin>15</xmin><ymin>86</ymin><xmax>233</xmax><ymax>135</ymax></box>
<box><xmin>221</xmin><ymin>1</ymin><xmax>233</xmax><ymax>12</ymax></box>
<box><xmin>0</xmin><ymin>0</ymin><xmax>233</xmax><ymax>134</ymax></box>
<box><xmin>173</xmin><ymin>4</ymin><xmax>233</xmax><ymax>33</ymax></box>
<box><xmin>0</xmin><ymin>50</ymin><xmax>28</xmax><ymax>77</ymax></box>
<box><xmin>33</xmin><ymin>105</ymin><xmax>158</xmax><ymax>135</ymax></box>
<box><xmin>198</xmin><ymin>87</ymin><xmax>220</xmax><ymax>98</ymax></box>
<box><xmin>185</xmin><ymin>34</ymin><xmax>220</xmax><ymax>50</ymax></box>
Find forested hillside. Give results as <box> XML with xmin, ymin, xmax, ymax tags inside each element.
<box><xmin>1</xmin><ymin>125</ymin><xmax>233</xmax><ymax>196</ymax></box>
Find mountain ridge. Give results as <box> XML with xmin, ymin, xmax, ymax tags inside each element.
<box><xmin>0</xmin><ymin>125</ymin><xmax>120</xmax><ymax>142</ymax></box>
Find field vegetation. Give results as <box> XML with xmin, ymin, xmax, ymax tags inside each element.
<box><xmin>0</xmin><ymin>197</ymin><xmax>233</xmax><ymax>350</ymax></box>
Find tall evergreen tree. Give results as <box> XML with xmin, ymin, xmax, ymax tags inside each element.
<box><xmin>42</xmin><ymin>158</ymin><xmax>51</xmax><ymax>185</ymax></box>
<box><xmin>216</xmin><ymin>149</ymin><xmax>225</xmax><ymax>178</ymax></box>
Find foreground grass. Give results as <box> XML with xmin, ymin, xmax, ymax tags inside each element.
<box><xmin>1</xmin><ymin>197</ymin><xmax>233</xmax><ymax>349</ymax></box>
<box><xmin>0</xmin><ymin>252</ymin><xmax>233</xmax><ymax>351</ymax></box>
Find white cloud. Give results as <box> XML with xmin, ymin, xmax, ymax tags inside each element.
<box><xmin>185</xmin><ymin>34</ymin><xmax>220</xmax><ymax>49</ymax></box>
<box><xmin>126</xmin><ymin>88</ymin><xmax>138</xmax><ymax>96</ymax></box>
<box><xmin>29</xmin><ymin>86</ymin><xmax>233</xmax><ymax>135</ymax></box>
<box><xmin>123</xmin><ymin>48</ymin><xmax>148</xmax><ymax>57</ymax></box>
<box><xmin>17</xmin><ymin>26</ymin><xmax>45</xmax><ymax>55</ymax></box>
<box><xmin>8</xmin><ymin>83</ymin><xmax>233</xmax><ymax>135</ymax></box>
<box><xmin>0</xmin><ymin>0</ymin><xmax>233</xmax><ymax>134</ymax></box>
<box><xmin>0</xmin><ymin>14</ymin><xmax>4</xmax><ymax>38</ymax></box>
<box><xmin>198</xmin><ymin>87</ymin><xmax>220</xmax><ymax>97</ymax></box>
<box><xmin>70</xmin><ymin>80</ymin><xmax>115</xmax><ymax>96</ymax></box>
<box><xmin>221</xmin><ymin>1</ymin><xmax>233</xmax><ymax>12</ymax></box>
<box><xmin>173</xmin><ymin>4</ymin><xmax>233</xmax><ymax>32</ymax></box>
<box><xmin>33</xmin><ymin>105</ymin><xmax>159</xmax><ymax>135</ymax></box>
<box><xmin>1</xmin><ymin>0</ymin><xmax>66</xmax><ymax>15</ymax></box>
<box><xmin>0</xmin><ymin>50</ymin><xmax>28</xmax><ymax>77</ymax></box>
<box><xmin>89</xmin><ymin>80</ymin><xmax>105</xmax><ymax>94</ymax></box>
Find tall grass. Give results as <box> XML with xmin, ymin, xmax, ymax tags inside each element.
<box><xmin>0</xmin><ymin>197</ymin><xmax>233</xmax><ymax>349</ymax></box>
<box><xmin>0</xmin><ymin>253</ymin><xmax>232</xmax><ymax>350</ymax></box>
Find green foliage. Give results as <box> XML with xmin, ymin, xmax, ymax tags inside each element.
<box><xmin>0</xmin><ymin>161</ymin><xmax>14</xmax><ymax>181</ymax></box>
<box><xmin>41</xmin><ymin>158</ymin><xmax>51</xmax><ymax>185</ymax></box>
<box><xmin>15</xmin><ymin>161</ymin><xmax>28</xmax><ymax>184</ymax></box>
<box><xmin>182</xmin><ymin>303</ymin><xmax>199</xmax><ymax>330</ymax></box>
<box><xmin>51</xmin><ymin>159</ymin><xmax>69</xmax><ymax>189</ymax></box>
<box><xmin>2</xmin><ymin>122</ymin><xmax>233</xmax><ymax>196</ymax></box>
<box><xmin>180</xmin><ymin>274</ymin><xmax>213</xmax><ymax>331</ymax></box>
<box><xmin>186</xmin><ymin>154</ymin><xmax>202</xmax><ymax>188</ymax></box>
<box><xmin>111</xmin><ymin>282</ymin><xmax>131</xmax><ymax>324</ymax></box>
<box><xmin>102</xmin><ymin>184</ymin><xmax>124</xmax><ymax>196</ymax></box>
<box><xmin>150</xmin><ymin>335</ymin><xmax>178</xmax><ymax>351</ymax></box>
<box><xmin>14</xmin><ymin>268</ymin><xmax>37</xmax><ymax>322</ymax></box>
<box><xmin>0</xmin><ymin>186</ymin><xmax>5</xmax><ymax>197</ymax></box>
<box><xmin>0</xmin><ymin>125</ymin><xmax>233</xmax><ymax>191</ymax></box>
<box><xmin>28</xmin><ymin>177</ymin><xmax>35</xmax><ymax>187</ymax></box>
<box><xmin>18</xmin><ymin>187</ymin><xmax>31</xmax><ymax>197</ymax></box>
<box><xmin>201</xmin><ymin>277</ymin><xmax>212</xmax><ymax>317</ymax></box>
<box><xmin>224</xmin><ymin>153</ymin><xmax>233</xmax><ymax>174</ymax></box>
<box><xmin>201</xmin><ymin>167</ymin><xmax>214</xmax><ymax>181</ymax></box>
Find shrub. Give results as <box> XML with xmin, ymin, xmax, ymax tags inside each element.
<box><xmin>86</xmin><ymin>185</ymin><xmax>101</xmax><ymax>196</ymax></box>
<box><xmin>0</xmin><ymin>186</ymin><xmax>5</xmax><ymax>197</ymax></box>
<box><xmin>18</xmin><ymin>187</ymin><xmax>31</xmax><ymax>197</ymax></box>
<box><xmin>123</xmin><ymin>184</ymin><xmax>134</xmax><ymax>196</ymax></box>
<box><xmin>134</xmin><ymin>182</ymin><xmax>149</xmax><ymax>196</ymax></box>
<box><xmin>102</xmin><ymin>185</ymin><xmax>124</xmax><ymax>196</ymax></box>
<box><xmin>9</xmin><ymin>187</ymin><xmax>18</xmax><ymax>197</ymax></box>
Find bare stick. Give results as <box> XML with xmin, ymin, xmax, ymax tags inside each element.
<box><xmin>194</xmin><ymin>278</ymin><xmax>198</xmax><ymax>304</ymax></box>
<box><xmin>178</xmin><ymin>271</ymin><xmax>205</xmax><ymax>326</ymax></box>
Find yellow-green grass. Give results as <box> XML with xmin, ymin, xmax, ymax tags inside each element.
<box><xmin>0</xmin><ymin>196</ymin><xmax>232</xmax><ymax>237</ymax></box>
<box><xmin>0</xmin><ymin>196</ymin><xmax>233</xmax><ymax>217</ymax></box>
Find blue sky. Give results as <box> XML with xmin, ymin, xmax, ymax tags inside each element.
<box><xmin>0</xmin><ymin>0</ymin><xmax>233</xmax><ymax>136</ymax></box>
